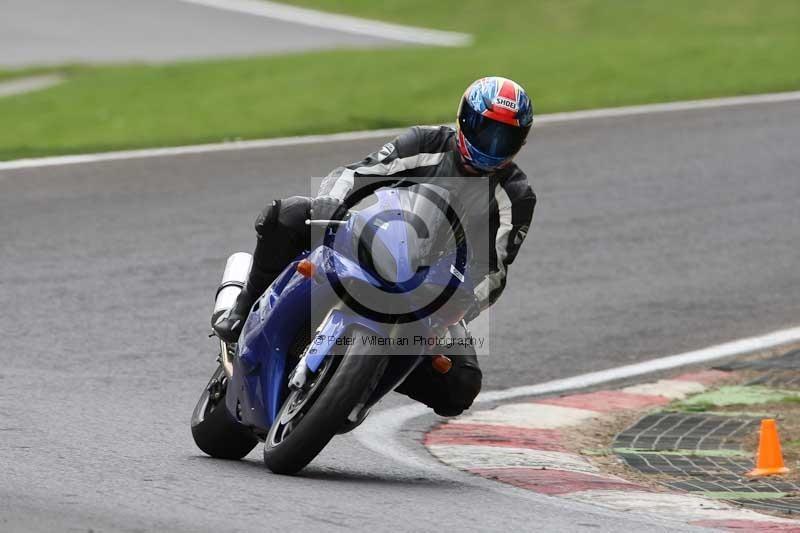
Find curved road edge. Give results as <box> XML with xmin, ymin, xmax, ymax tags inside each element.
<box><xmin>3</xmin><ymin>89</ymin><xmax>800</xmax><ymax>171</ymax></box>
<box><xmin>356</xmin><ymin>326</ymin><xmax>800</xmax><ymax>528</ymax></box>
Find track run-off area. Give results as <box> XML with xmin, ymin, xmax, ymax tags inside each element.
<box><xmin>0</xmin><ymin>0</ymin><xmax>435</xmax><ymax>68</ymax></box>
<box><xmin>1</xmin><ymin>96</ymin><xmax>799</xmax><ymax>531</ymax></box>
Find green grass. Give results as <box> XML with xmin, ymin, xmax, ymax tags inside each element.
<box><xmin>1</xmin><ymin>0</ymin><xmax>799</xmax><ymax>160</ymax></box>
<box><xmin>674</xmin><ymin>386</ymin><xmax>800</xmax><ymax>411</ymax></box>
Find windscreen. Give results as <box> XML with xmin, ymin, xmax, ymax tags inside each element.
<box><xmin>349</xmin><ymin>184</ymin><xmax>464</xmax><ymax>284</ymax></box>
<box><xmin>403</xmin><ymin>184</ymin><xmax>464</xmax><ymax>270</ymax></box>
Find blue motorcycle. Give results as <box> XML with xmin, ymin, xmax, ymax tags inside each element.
<box><xmin>191</xmin><ymin>184</ymin><xmax>475</xmax><ymax>474</ymax></box>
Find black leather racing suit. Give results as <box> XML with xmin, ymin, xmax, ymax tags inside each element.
<box><xmin>231</xmin><ymin>126</ymin><xmax>535</xmax><ymax>416</ymax></box>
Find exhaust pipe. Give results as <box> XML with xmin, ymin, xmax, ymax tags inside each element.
<box><xmin>212</xmin><ymin>252</ymin><xmax>253</xmax><ymax>326</ymax></box>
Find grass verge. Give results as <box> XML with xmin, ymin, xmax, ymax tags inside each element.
<box><xmin>1</xmin><ymin>0</ymin><xmax>799</xmax><ymax>160</ymax></box>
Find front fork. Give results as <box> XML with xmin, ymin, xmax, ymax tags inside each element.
<box><xmin>284</xmin><ymin>311</ymin><xmax>455</xmax><ymax>420</ymax></box>
<box><xmin>219</xmin><ymin>339</ymin><xmax>236</xmax><ymax>378</ymax></box>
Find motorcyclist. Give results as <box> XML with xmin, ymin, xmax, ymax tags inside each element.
<box><xmin>213</xmin><ymin>76</ymin><xmax>536</xmax><ymax>416</ymax></box>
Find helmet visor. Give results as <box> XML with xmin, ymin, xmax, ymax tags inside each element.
<box><xmin>459</xmin><ymin>100</ymin><xmax>530</xmax><ymax>160</ymax></box>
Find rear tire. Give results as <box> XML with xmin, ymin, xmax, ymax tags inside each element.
<box><xmin>191</xmin><ymin>365</ymin><xmax>258</xmax><ymax>460</ymax></box>
<box><xmin>263</xmin><ymin>326</ymin><xmax>387</xmax><ymax>474</ymax></box>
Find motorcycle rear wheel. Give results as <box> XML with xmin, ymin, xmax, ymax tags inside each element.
<box><xmin>263</xmin><ymin>326</ymin><xmax>387</xmax><ymax>474</ymax></box>
<box><xmin>191</xmin><ymin>364</ymin><xmax>258</xmax><ymax>460</ymax></box>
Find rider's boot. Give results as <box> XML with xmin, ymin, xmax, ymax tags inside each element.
<box><xmin>213</xmin><ymin>197</ymin><xmax>311</xmax><ymax>343</ymax></box>
<box><xmin>212</xmin><ymin>284</ymin><xmax>259</xmax><ymax>344</ymax></box>
<box><xmin>212</xmin><ymin>239</ymin><xmax>283</xmax><ymax>343</ymax></box>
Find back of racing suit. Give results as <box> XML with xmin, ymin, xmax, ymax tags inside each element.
<box><xmin>249</xmin><ymin>125</ymin><xmax>536</xmax><ymax>416</ymax></box>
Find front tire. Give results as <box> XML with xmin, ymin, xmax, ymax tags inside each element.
<box><xmin>263</xmin><ymin>326</ymin><xmax>387</xmax><ymax>474</ymax></box>
<box><xmin>191</xmin><ymin>365</ymin><xmax>258</xmax><ymax>460</ymax></box>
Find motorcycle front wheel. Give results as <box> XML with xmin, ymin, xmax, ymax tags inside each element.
<box><xmin>263</xmin><ymin>326</ymin><xmax>387</xmax><ymax>475</ymax></box>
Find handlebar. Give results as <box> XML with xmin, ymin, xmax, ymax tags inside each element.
<box><xmin>304</xmin><ymin>219</ymin><xmax>348</xmax><ymax>227</ymax></box>
<box><xmin>305</xmin><ymin>209</ymin><xmax>355</xmax><ymax>227</ymax></box>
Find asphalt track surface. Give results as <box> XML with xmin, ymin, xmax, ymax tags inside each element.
<box><xmin>0</xmin><ymin>0</ymin><xmax>392</xmax><ymax>67</ymax></box>
<box><xmin>1</xmin><ymin>100</ymin><xmax>799</xmax><ymax>531</ymax></box>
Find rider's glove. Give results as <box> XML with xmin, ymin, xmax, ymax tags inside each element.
<box><xmin>310</xmin><ymin>195</ymin><xmax>347</xmax><ymax>221</ymax></box>
<box><xmin>463</xmin><ymin>299</ymin><xmax>481</xmax><ymax>324</ymax></box>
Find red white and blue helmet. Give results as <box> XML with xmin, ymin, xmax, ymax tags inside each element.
<box><xmin>456</xmin><ymin>77</ymin><xmax>533</xmax><ymax>172</ymax></box>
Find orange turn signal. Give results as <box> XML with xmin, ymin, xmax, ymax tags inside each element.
<box><xmin>431</xmin><ymin>354</ymin><xmax>452</xmax><ymax>374</ymax></box>
<box><xmin>296</xmin><ymin>259</ymin><xmax>316</xmax><ymax>278</ymax></box>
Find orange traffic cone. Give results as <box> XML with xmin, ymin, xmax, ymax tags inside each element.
<box><xmin>746</xmin><ymin>419</ymin><xmax>789</xmax><ymax>477</ymax></box>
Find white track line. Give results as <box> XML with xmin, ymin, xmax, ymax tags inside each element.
<box><xmin>533</xmin><ymin>89</ymin><xmax>800</xmax><ymax>123</ymax></box>
<box><xmin>480</xmin><ymin>326</ymin><xmax>800</xmax><ymax>402</ymax></box>
<box><xmin>3</xmin><ymin>89</ymin><xmax>800</xmax><ymax>172</ymax></box>
<box><xmin>0</xmin><ymin>127</ymin><xmax>408</xmax><ymax>171</ymax></box>
<box><xmin>355</xmin><ymin>325</ymin><xmax>800</xmax><ymax>470</ymax></box>
<box><xmin>0</xmin><ymin>74</ymin><xmax>64</xmax><ymax>98</ymax></box>
<box><xmin>176</xmin><ymin>0</ymin><xmax>471</xmax><ymax>46</ymax></box>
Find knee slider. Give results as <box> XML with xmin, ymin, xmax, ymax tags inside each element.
<box><xmin>444</xmin><ymin>365</ymin><xmax>482</xmax><ymax>412</ymax></box>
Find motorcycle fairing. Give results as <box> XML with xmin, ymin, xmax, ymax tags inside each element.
<box><xmin>227</xmin><ymin>244</ymin><xmax>397</xmax><ymax>431</ymax></box>
<box><xmin>226</xmin><ymin>186</ymin><xmax>473</xmax><ymax>433</ymax></box>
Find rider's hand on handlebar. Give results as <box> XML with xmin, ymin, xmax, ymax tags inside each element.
<box><xmin>310</xmin><ymin>195</ymin><xmax>347</xmax><ymax>221</ymax></box>
<box><xmin>463</xmin><ymin>299</ymin><xmax>481</xmax><ymax>324</ymax></box>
